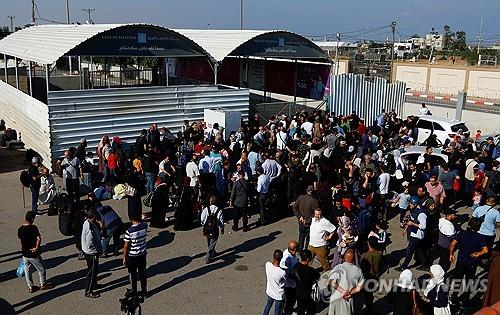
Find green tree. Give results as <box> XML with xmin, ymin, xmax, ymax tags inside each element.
<box><xmin>453</xmin><ymin>31</ymin><xmax>467</xmax><ymax>51</ymax></box>
<box><xmin>443</xmin><ymin>25</ymin><xmax>454</xmax><ymax>50</ymax></box>
<box><xmin>410</xmin><ymin>33</ymin><xmax>421</xmax><ymax>38</ymax></box>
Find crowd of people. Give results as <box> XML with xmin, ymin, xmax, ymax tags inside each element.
<box><xmin>17</xmin><ymin>107</ymin><xmax>500</xmax><ymax>314</ymax></box>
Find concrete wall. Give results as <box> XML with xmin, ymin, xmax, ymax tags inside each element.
<box><xmin>468</xmin><ymin>70</ymin><xmax>500</xmax><ymax>100</ymax></box>
<box><xmin>395</xmin><ymin>65</ymin><xmax>427</xmax><ymax>91</ymax></box>
<box><xmin>428</xmin><ymin>68</ymin><xmax>466</xmax><ymax>95</ymax></box>
<box><xmin>394</xmin><ymin>63</ymin><xmax>500</xmax><ymax>101</ymax></box>
<box><xmin>403</xmin><ymin>102</ymin><xmax>500</xmax><ymax>134</ymax></box>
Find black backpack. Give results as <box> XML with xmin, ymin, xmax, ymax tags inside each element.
<box><xmin>203</xmin><ymin>207</ymin><xmax>220</xmax><ymax>238</ymax></box>
<box><xmin>20</xmin><ymin>170</ymin><xmax>31</xmax><ymax>188</ymax></box>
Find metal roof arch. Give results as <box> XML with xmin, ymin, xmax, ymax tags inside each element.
<box><xmin>0</xmin><ymin>24</ymin><xmax>215</xmax><ymax>64</ymax></box>
<box><xmin>173</xmin><ymin>29</ymin><xmax>330</xmax><ymax>64</ymax></box>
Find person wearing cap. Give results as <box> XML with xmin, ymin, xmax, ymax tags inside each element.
<box><xmin>396</xmin><ymin>195</ymin><xmax>428</xmax><ymax>271</ymax></box>
<box><xmin>293</xmin><ymin>186</ymin><xmax>319</xmax><ymax>251</ymax></box>
<box><xmin>81</xmin><ymin>208</ymin><xmax>103</xmax><ymax>298</ymax></box>
<box><xmin>484</xmin><ymin>136</ymin><xmax>495</xmax><ymax>157</ymax></box>
<box><xmin>28</xmin><ymin>157</ymin><xmax>43</xmax><ymax>213</ymax></box>
<box><xmin>437</xmin><ymin>208</ymin><xmax>457</xmax><ymax>272</ymax></box>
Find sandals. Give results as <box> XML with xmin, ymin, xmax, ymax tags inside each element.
<box><xmin>85</xmin><ymin>292</ymin><xmax>101</xmax><ymax>298</ymax></box>
<box><xmin>40</xmin><ymin>283</ymin><xmax>54</xmax><ymax>290</ymax></box>
<box><xmin>28</xmin><ymin>286</ymin><xmax>39</xmax><ymax>293</ymax></box>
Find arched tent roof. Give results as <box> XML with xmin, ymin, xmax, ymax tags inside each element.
<box><xmin>173</xmin><ymin>29</ymin><xmax>330</xmax><ymax>63</ymax></box>
<box><xmin>0</xmin><ymin>24</ymin><xmax>127</xmax><ymax>64</ymax></box>
<box><xmin>0</xmin><ymin>24</ymin><xmax>211</xmax><ymax>64</ymax></box>
<box><xmin>0</xmin><ymin>23</ymin><xmax>329</xmax><ymax>65</ymax></box>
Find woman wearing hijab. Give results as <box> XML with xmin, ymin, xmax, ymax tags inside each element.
<box><xmin>96</xmin><ymin>135</ymin><xmax>110</xmax><ymax>174</ymax></box>
<box><xmin>424</xmin><ymin>264</ymin><xmax>451</xmax><ymax>315</ymax></box>
<box><xmin>386</xmin><ymin>269</ymin><xmax>416</xmax><ymax>315</ymax></box>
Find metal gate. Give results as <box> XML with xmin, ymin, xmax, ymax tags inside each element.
<box><xmin>330</xmin><ymin>74</ymin><xmax>406</xmax><ymax>124</ymax></box>
<box><xmin>47</xmin><ymin>85</ymin><xmax>249</xmax><ymax>160</ymax></box>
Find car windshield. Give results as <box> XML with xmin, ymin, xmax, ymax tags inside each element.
<box><xmin>451</xmin><ymin>123</ymin><xmax>469</xmax><ymax>132</ymax></box>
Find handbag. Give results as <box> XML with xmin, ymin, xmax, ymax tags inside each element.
<box><xmin>17</xmin><ymin>258</ymin><xmax>25</xmax><ymax>278</ymax></box>
<box><xmin>143</xmin><ymin>191</ymin><xmax>154</xmax><ymax>207</ymax></box>
<box><xmin>412</xmin><ymin>289</ymin><xmax>432</xmax><ymax>315</ymax></box>
<box><xmin>311</xmin><ymin>281</ymin><xmax>321</xmax><ymax>302</ymax></box>
<box><xmin>365</xmin><ymin>192</ymin><xmax>375</xmax><ymax>205</ymax></box>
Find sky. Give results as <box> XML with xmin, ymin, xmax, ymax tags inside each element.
<box><xmin>2</xmin><ymin>0</ymin><xmax>499</xmax><ymax>44</ymax></box>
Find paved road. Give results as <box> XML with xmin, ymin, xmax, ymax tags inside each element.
<box><xmin>0</xmin><ymin>148</ymin><xmax>475</xmax><ymax>315</ymax></box>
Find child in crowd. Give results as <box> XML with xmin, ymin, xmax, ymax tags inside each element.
<box><xmin>471</xmin><ymin>189</ymin><xmax>482</xmax><ymax>211</ymax></box>
<box><xmin>391</xmin><ymin>185</ymin><xmax>410</xmax><ymax>227</ymax></box>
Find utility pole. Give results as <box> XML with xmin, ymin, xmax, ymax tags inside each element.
<box><xmin>66</xmin><ymin>0</ymin><xmax>72</xmax><ymax>74</ymax></box>
<box><xmin>335</xmin><ymin>33</ymin><xmax>341</xmax><ymax>77</ymax></box>
<box><xmin>31</xmin><ymin>0</ymin><xmax>36</xmax><ymax>25</ymax></box>
<box><xmin>65</xmin><ymin>0</ymin><xmax>70</xmax><ymax>24</ymax></box>
<box><xmin>7</xmin><ymin>16</ymin><xmax>15</xmax><ymax>33</ymax></box>
<box><xmin>477</xmin><ymin>16</ymin><xmax>483</xmax><ymax>56</ymax></box>
<box><xmin>240</xmin><ymin>0</ymin><xmax>243</xmax><ymax>30</ymax></box>
<box><xmin>83</xmin><ymin>8</ymin><xmax>95</xmax><ymax>24</ymax></box>
<box><xmin>390</xmin><ymin>21</ymin><xmax>396</xmax><ymax>82</ymax></box>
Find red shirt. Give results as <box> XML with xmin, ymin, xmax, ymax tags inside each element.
<box><xmin>107</xmin><ymin>153</ymin><xmax>118</xmax><ymax>169</ymax></box>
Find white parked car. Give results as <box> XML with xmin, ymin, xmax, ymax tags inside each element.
<box><xmin>399</xmin><ymin>146</ymin><xmax>449</xmax><ymax>167</ymax></box>
<box><xmin>414</xmin><ymin>115</ymin><xmax>470</xmax><ymax>146</ymax></box>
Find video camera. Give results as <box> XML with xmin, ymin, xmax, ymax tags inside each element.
<box><xmin>119</xmin><ymin>289</ymin><xmax>144</xmax><ymax>315</ymax></box>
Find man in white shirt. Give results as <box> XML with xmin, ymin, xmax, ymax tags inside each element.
<box><xmin>276</xmin><ymin>125</ymin><xmax>288</xmax><ymax>151</ymax></box>
<box><xmin>279</xmin><ymin>241</ymin><xmax>299</xmax><ymax>315</ymax></box>
<box><xmin>419</xmin><ymin>103</ymin><xmax>431</xmax><ymax>115</ymax></box>
<box><xmin>200</xmin><ymin>196</ymin><xmax>224</xmax><ymax>264</ymax></box>
<box><xmin>262</xmin><ymin>249</ymin><xmax>286</xmax><ymax>315</ymax></box>
<box><xmin>308</xmin><ymin>208</ymin><xmax>336</xmax><ymax>271</ymax></box>
<box><xmin>437</xmin><ymin>208</ymin><xmax>457</xmax><ymax>272</ymax></box>
<box><xmin>257</xmin><ymin>167</ymin><xmax>271</xmax><ymax>226</ymax></box>
<box><xmin>376</xmin><ymin>165</ymin><xmax>391</xmax><ymax>220</ymax></box>
<box><xmin>185</xmin><ymin>154</ymin><xmax>200</xmax><ymax>188</ymax></box>
<box><xmin>301</xmin><ymin>119</ymin><xmax>313</xmax><ymax>137</ymax></box>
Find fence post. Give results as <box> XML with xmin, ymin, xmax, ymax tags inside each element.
<box><xmin>455</xmin><ymin>90</ymin><xmax>466</xmax><ymax>121</ymax></box>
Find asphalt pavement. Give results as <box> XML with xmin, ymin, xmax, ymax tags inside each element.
<box><xmin>0</xmin><ymin>148</ymin><xmax>477</xmax><ymax>315</ymax></box>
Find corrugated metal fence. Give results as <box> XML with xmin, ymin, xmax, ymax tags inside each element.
<box><xmin>0</xmin><ymin>79</ymin><xmax>51</xmax><ymax>165</ymax></box>
<box><xmin>47</xmin><ymin>85</ymin><xmax>249</xmax><ymax>160</ymax></box>
<box><xmin>331</xmin><ymin>74</ymin><xmax>406</xmax><ymax>124</ymax></box>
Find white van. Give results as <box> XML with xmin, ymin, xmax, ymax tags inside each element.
<box><xmin>414</xmin><ymin>115</ymin><xmax>469</xmax><ymax>146</ymax></box>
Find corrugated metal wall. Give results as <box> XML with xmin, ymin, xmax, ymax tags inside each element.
<box><xmin>331</xmin><ymin>74</ymin><xmax>406</xmax><ymax>124</ymax></box>
<box><xmin>0</xmin><ymin>80</ymin><xmax>51</xmax><ymax>165</ymax></box>
<box><xmin>47</xmin><ymin>85</ymin><xmax>249</xmax><ymax>160</ymax></box>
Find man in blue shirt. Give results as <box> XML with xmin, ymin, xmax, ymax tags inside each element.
<box><xmin>449</xmin><ymin>223</ymin><xmax>488</xmax><ymax>304</ymax></box>
<box><xmin>472</xmin><ymin>197</ymin><xmax>499</xmax><ymax>251</ymax></box>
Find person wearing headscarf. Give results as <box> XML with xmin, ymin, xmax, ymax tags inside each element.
<box><xmin>38</xmin><ymin>167</ymin><xmax>56</xmax><ymax>205</ymax></box>
<box><xmin>96</xmin><ymin>135</ymin><xmax>110</xmax><ymax>174</ymax></box>
<box><xmin>385</xmin><ymin>269</ymin><xmax>416</xmax><ymax>315</ymax></box>
<box><xmin>424</xmin><ymin>264</ymin><xmax>451</xmax><ymax>315</ymax></box>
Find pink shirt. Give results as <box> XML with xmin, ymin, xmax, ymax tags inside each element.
<box><xmin>425</xmin><ymin>182</ymin><xmax>445</xmax><ymax>204</ymax></box>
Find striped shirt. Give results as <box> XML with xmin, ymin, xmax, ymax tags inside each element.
<box><xmin>124</xmin><ymin>222</ymin><xmax>148</xmax><ymax>257</ymax></box>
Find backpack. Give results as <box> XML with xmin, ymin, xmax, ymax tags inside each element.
<box><xmin>20</xmin><ymin>170</ymin><xmax>31</xmax><ymax>188</ymax></box>
<box><xmin>469</xmin><ymin>205</ymin><xmax>495</xmax><ymax>232</ymax></box>
<box><xmin>203</xmin><ymin>206</ymin><xmax>220</xmax><ymax>238</ymax></box>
